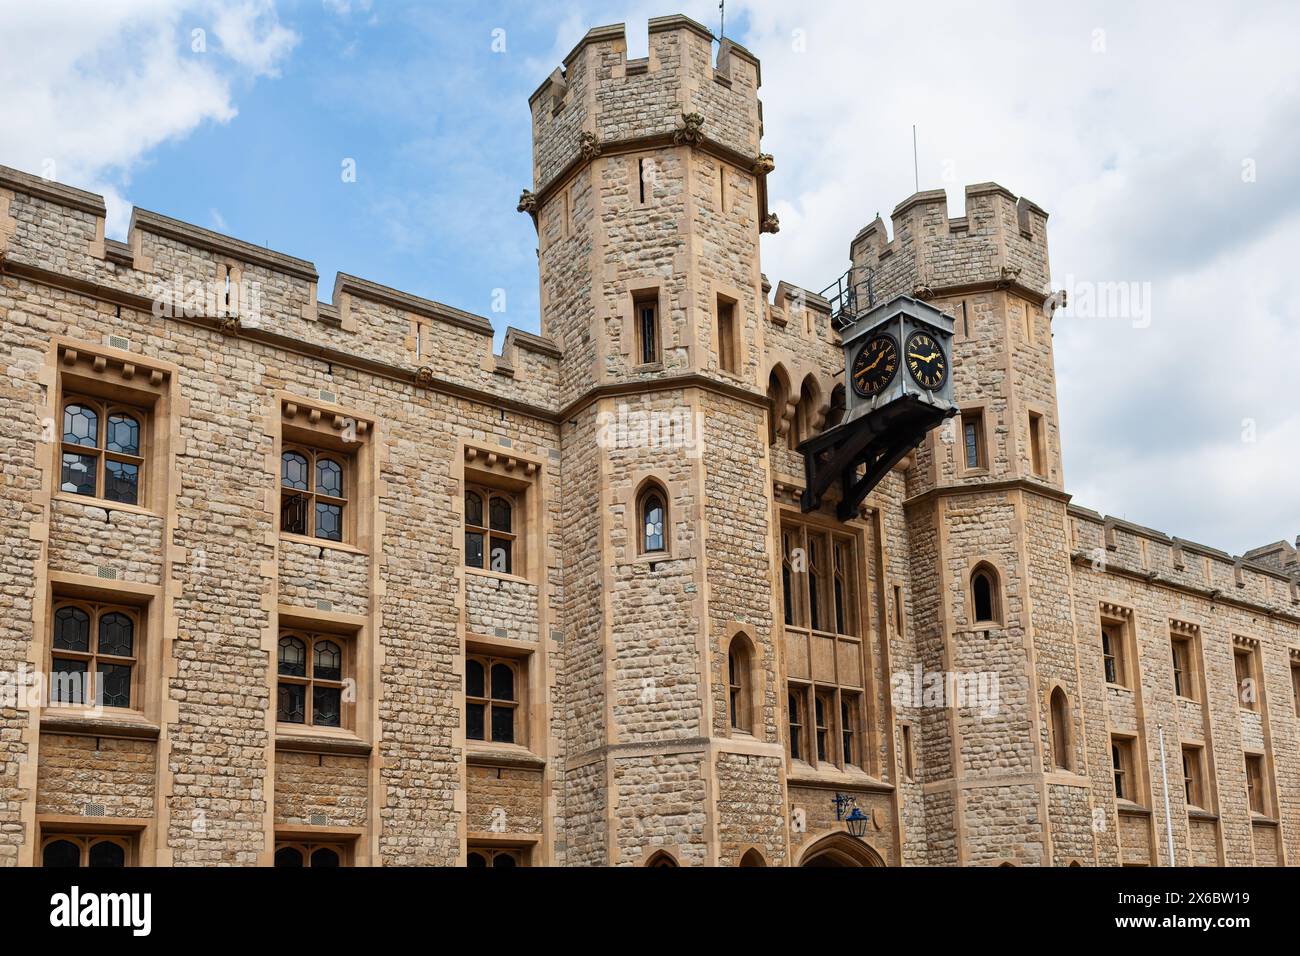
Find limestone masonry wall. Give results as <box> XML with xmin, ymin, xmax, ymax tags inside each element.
<box><xmin>0</xmin><ymin>11</ymin><xmax>1296</xmax><ymax>868</ymax></box>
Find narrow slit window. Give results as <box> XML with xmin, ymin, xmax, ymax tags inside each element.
<box><xmin>717</xmin><ymin>297</ymin><xmax>738</xmax><ymax>374</ymax></box>
<box><xmin>635</xmin><ymin>297</ymin><xmax>660</xmax><ymax>366</ymax></box>
<box><xmin>1029</xmin><ymin>412</ymin><xmax>1046</xmax><ymax>477</ymax></box>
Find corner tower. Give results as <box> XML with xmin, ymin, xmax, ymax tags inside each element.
<box><xmin>526</xmin><ymin>17</ymin><xmax>785</xmax><ymax>865</ymax></box>
<box><xmin>851</xmin><ymin>186</ymin><xmax>1092</xmax><ymax>865</ymax></box>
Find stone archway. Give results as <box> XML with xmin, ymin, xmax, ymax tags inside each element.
<box><xmin>798</xmin><ymin>833</ymin><xmax>886</xmax><ymax>867</ymax></box>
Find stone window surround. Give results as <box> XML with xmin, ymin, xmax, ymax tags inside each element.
<box><xmin>634</xmin><ymin>477</ymin><xmax>670</xmax><ymax>558</ymax></box>
<box><xmin>274</xmin><ymin>830</ymin><xmax>359</xmax><ymax>866</ymax></box>
<box><xmin>1045</xmin><ymin>682</ymin><xmax>1075</xmax><ymax>773</ymax></box>
<box><xmin>964</xmin><ymin>558</ymin><xmax>1006</xmax><ymax>630</ymax></box>
<box><xmin>1243</xmin><ymin>751</ymin><xmax>1271</xmax><ymax>818</ymax></box>
<box><xmin>1025</xmin><ymin>405</ymin><xmax>1049</xmax><ymax>480</ymax></box>
<box><xmin>463</xmin><ymin>635</ymin><xmax>537</xmax><ymax>757</ymax></box>
<box><xmin>778</xmin><ymin>511</ymin><xmax>880</xmax><ymax>778</ymax></box>
<box><xmin>1169</xmin><ymin>619</ymin><xmax>1203</xmax><ymax>702</ymax></box>
<box><xmin>1181</xmin><ymin>743</ymin><xmax>1209</xmax><ymax>813</ymax></box>
<box><xmin>278</xmin><ymin>396</ymin><xmax>373</xmax><ymax>552</ymax></box>
<box><xmin>39</xmin><ymin>830</ymin><xmax>138</xmax><ymax>868</ymax></box>
<box><xmin>720</xmin><ymin>625</ymin><xmax>761</xmax><ymax>741</ymax></box>
<box><xmin>47</xmin><ymin>597</ymin><xmax>141</xmax><ymax>712</ymax></box>
<box><xmin>39</xmin><ymin>574</ymin><xmax>161</xmax><ymax>733</ymax></box>
<box><xmin>1099</xmin><ymin>603</ymin><xmax>1135</xmax><ymax>690</ymax></box>
<box><xmin>957</xmin><ymin>402</ymin><xmax>991</xmax><ymax>476</ymax></box>
<box><xmin>898</xmin><ymin>720</ymin><xmax>916</xmax><ymax>782</ymax></box>
<box><xmin>466</xmin><ymin>838</ymin><xmax>536</xmax><ymax>867</ymax></box>
<box><xmin>460</xmin><ymin>442</ymin><xmax>542</xmax><ymax>586</ymax></box>
<box><xmin>1108</xmin><ymin>731</ymin><xmax>1147</xmax><ymax>810</ymax></box>
<box><xmin>275</xmin><ymin>627</ymin><xmax>354</xmax><ymax>732</ymax></box>
<box><xmin>712</xmin><ymin>282</ymin><xmax>745</xmax><ymax>380</ymax></box>
<box><xmin>51</xmin><ymin>340</ymin><xmax>172</xmax><ymax>519</ymax></box>
<box><xmin>616</xmin><ymin>470</ymin><xmax>687</xmax><ymax>566</ymax></box>
<box><xmin>624</xmin><ymin>280</ymin><xmax>667</xmax><ymax>369</ymax></box>
<box><xmin>274</xmin><ymin>605</ymin><xmax>369</xmax><ymax>753</ymax></box>
<box><xmin>1231</xmin><ymin>635</ymin><xmax>1261</xmax><ymax>713</ymax></box>
<box><xmin>273</xmin><ymin>840</ymin><xmax>351</xmax><ymax>867</ymax></box>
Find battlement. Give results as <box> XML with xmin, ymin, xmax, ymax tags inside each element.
<box><xmin>1069</xmin><ymin>505</ymin><xmax>1300</xmax><ymax>613</ymax></box>
<box><xmin>0</xmin><ymin>164</ymin><xmax>562</xmax><ymax>408</ymax></box>
<box><xmin>849</xmin><ymin>182</ymin><xmax>1050</xmax><ymax>305</ymax></box>
<box><xmin>528</xmin><ymin>15</ymin><xmax>762</xmax><ymax>194</ymax></box>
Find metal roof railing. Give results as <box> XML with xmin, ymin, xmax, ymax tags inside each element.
<box><xmin>820</xmin><ymin>267</ymin><xmax>875</xmax><ymax>330</ymax></box>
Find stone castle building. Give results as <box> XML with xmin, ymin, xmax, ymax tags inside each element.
<box><xmin>0</xmin><ymin>14</ymin><xmax>1297</xmax><ymax>867</ymax></box>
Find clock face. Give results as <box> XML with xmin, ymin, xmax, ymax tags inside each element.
<box><xmin>850</xmin><ymin>333</ymin><xmax>899</xmax><ymax>399</ymax></box>
<box><xmin>905</xmin><ymin>329</ymin><xmax>948</xmax><ymax>391</ymax></box>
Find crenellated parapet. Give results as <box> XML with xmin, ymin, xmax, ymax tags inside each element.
<box><xmin>850</xmin><ymin>183</ymin><xmax>1050</xmax><ymax>307</ymax></box>
<box><xmin>527</xmin><ymin>16</ymin><xmax>762</xmax><ymax>199</ymax></box>
<box><xmin>0</xmin><ymin>164</ymin><xmax>563</xmax><ymax>411</ymax></box>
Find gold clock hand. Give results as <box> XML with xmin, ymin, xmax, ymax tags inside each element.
<box><xmin>858</xmin><ymin>350</ymin><xmax>886</xmax><ymax>375</ymax></box>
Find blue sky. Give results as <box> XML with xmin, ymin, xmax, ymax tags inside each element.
<box><xmin>2</xmin><ymin>0</ymin><xmax>1298</xmax><ymax>553</ymax></box>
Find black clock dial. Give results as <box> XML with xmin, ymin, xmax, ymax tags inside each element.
<box><xmin>905</xmin><ymin>329</ymin><xmax>947</xmax><ymax>391</ymax></box>
<box><xmin>850</xmin><ymin>333</ymin><xmax>899</xmax><ymax>399</ymax></box>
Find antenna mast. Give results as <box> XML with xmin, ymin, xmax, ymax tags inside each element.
<box><xmin>912</xmin><ymin>124</ymin><xmax>919</xmax><ymax>193</ymax></box>
<box><xmin>719</xmin><ymin>0</ymin><xmax>725</xmax><ymax>40</ymax></box>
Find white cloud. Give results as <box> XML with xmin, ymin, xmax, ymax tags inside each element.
<box><xmin>211</xmin><ymin>0</ymin><xmax>299</xmax><ymax>77</ymax></box>
<box><xmin>0</xmin><ymin>0</ymin><xmax>296</xmax><ymax>236</ymax></box>
<box><xmin>715</xmin><ymin>0</ymin><xmax>1300</xmax><ymax>553</ymax></box>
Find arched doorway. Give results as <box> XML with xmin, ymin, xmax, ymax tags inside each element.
<box><xmin>798</xmin><ymin>833</ymin><xmax>885</xmax><ymax>867</ymax></box>
<box><xmin>644</xmin><ymin>850</ymin><xmax>678</xmax><ymax>868</ymax></box>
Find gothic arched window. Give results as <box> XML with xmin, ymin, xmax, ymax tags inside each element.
<box><xmin>727</xmin><ymin>636</ymin><xmax>754</xmax><ymax>733</ymax></box>
<box><xmin>970</xmin><ymin>563</ymin><xmax>1002</xmax><ymax>626</ymax></box>
<box><xmin>638</xmin><ymin>486</ymin><xmax>667</xmax><ymax>554</ymax></box>
<box><xmin>1050</xmin><ymin>687</ymin><xmax>1072</xmax><ymax>770</ymax></box>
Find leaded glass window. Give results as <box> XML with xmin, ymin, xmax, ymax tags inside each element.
<box><xmin>280</xmin><ymin>447</ymin><xmax>349</xmax><ymax>542</ymax></box>
<box><xmin>465</xmin><ymin>654</ymin><xmax>521</xmax><ymax>745</ymax></box>
<box><xmin>277</xmin><ymin>630</ymin><xmax>349</xmax><ymax>728</ymax></box>
<box><xmin>48</xmin><ymin>601</ymin><xmax>136</xmax><ymax>710</ymax></box>
<box><xmin>59</xmin><ymin>397</ymin><xmax>146</xmax><ymax>505</ymax></box>
<box><xmin>465</xmin><ymin>486</ymin><xmax>518</xmax><ymax>575</ymax></box>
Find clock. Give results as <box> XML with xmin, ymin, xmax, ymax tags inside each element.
<box><xmin>905</xmin><ymin>329</ymin><xmax>948</xmax><ymax>391</ymax></box>
<box><xmin>850</xmin><ymin>333</ymin><xmax>899</xmax><ymax>399</ymax></box>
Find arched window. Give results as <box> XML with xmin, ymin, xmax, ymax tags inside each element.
<box><xmin>280</xmin><ymin>446</ymin><xmax>349</xmax><ymax>541</ymax></box>
<box><xmin>638</xmin><ymin>485</ymin><xmax>668</xmax><ymax>554</ymax></box>
<box><xmin>42</xmin><ymin>835</ymin><xmax>130</xmax><ymax>867</ymax></box>
<box><xmin>275</xmin><ymin>842</ymin><xmax>348</xmax><ymax>867</ymax></box>
<box><xmin>467</xmin><ymin>847</ymin><xmax>520</xmax><ymax>867</ymax></box>
<box><xmin>276</xmin><ymin>630</ymin><xmax>349</xmax><ymax>728</ymax></box>
<box><xmin>465</xmin><ymin>486</ymin><xmax>517</xmax><ymax>574</ymax></box>
<box><xmin>60</xmin><ymin>397</ymin><xmax>146</xmax><ymax>505</ymax></box>
<box><xmin>824</xmin><ymin>383</ymin><xmax>846</xmax><ymax>430</ymax></box>
<box><xmin>49</xmin><ymin>601</ymin><xmax>137</xmax><ymax>710</ymax></box>
<box><xmin>766</xmin><ymin>370</ymin><xmax>789</xmax><ymax>446</ymax></box>
<box><xmin>970</xmin><ymin>564</ymin><xmax>1001</xmax><ymax>626</ymax></box>
<box><xmin>644</xmin><ymin>850</ymin><xmax>678</xmax><ymax>868</ymax></box>
<box><xmin>727</xmin><ymin>636</ymin><xmax>753</xmax><ymax>734</ymax></box>
<box><xmin>793</xmin><ymin>377</ymin><xmax>820</xmax><ymax>447</ymax></box>
<box><xmin>1050</xmin><ymin>687</ymin><xmax>1071</xmax><ymax>770</ymax></box>
<box><xmin>738</xmin><ymin>848</ymin><xmax>767</xmax><ymax>867</ymax></box>
<box><xmin>466</xmin><ymin>655</ymin><xmax>521</xmax><ymax>745</ymax></box>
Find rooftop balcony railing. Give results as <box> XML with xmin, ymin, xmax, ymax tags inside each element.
<box><xmin>821</xmin><ymin>268</ymin><xmax>876</xmax><ymax>330</ymax></box>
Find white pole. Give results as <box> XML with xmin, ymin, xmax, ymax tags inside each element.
<box><xmin>1157</xmin><ymin>724</ymin><xmax>1176</xmax><ymax>865</ymax></box>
